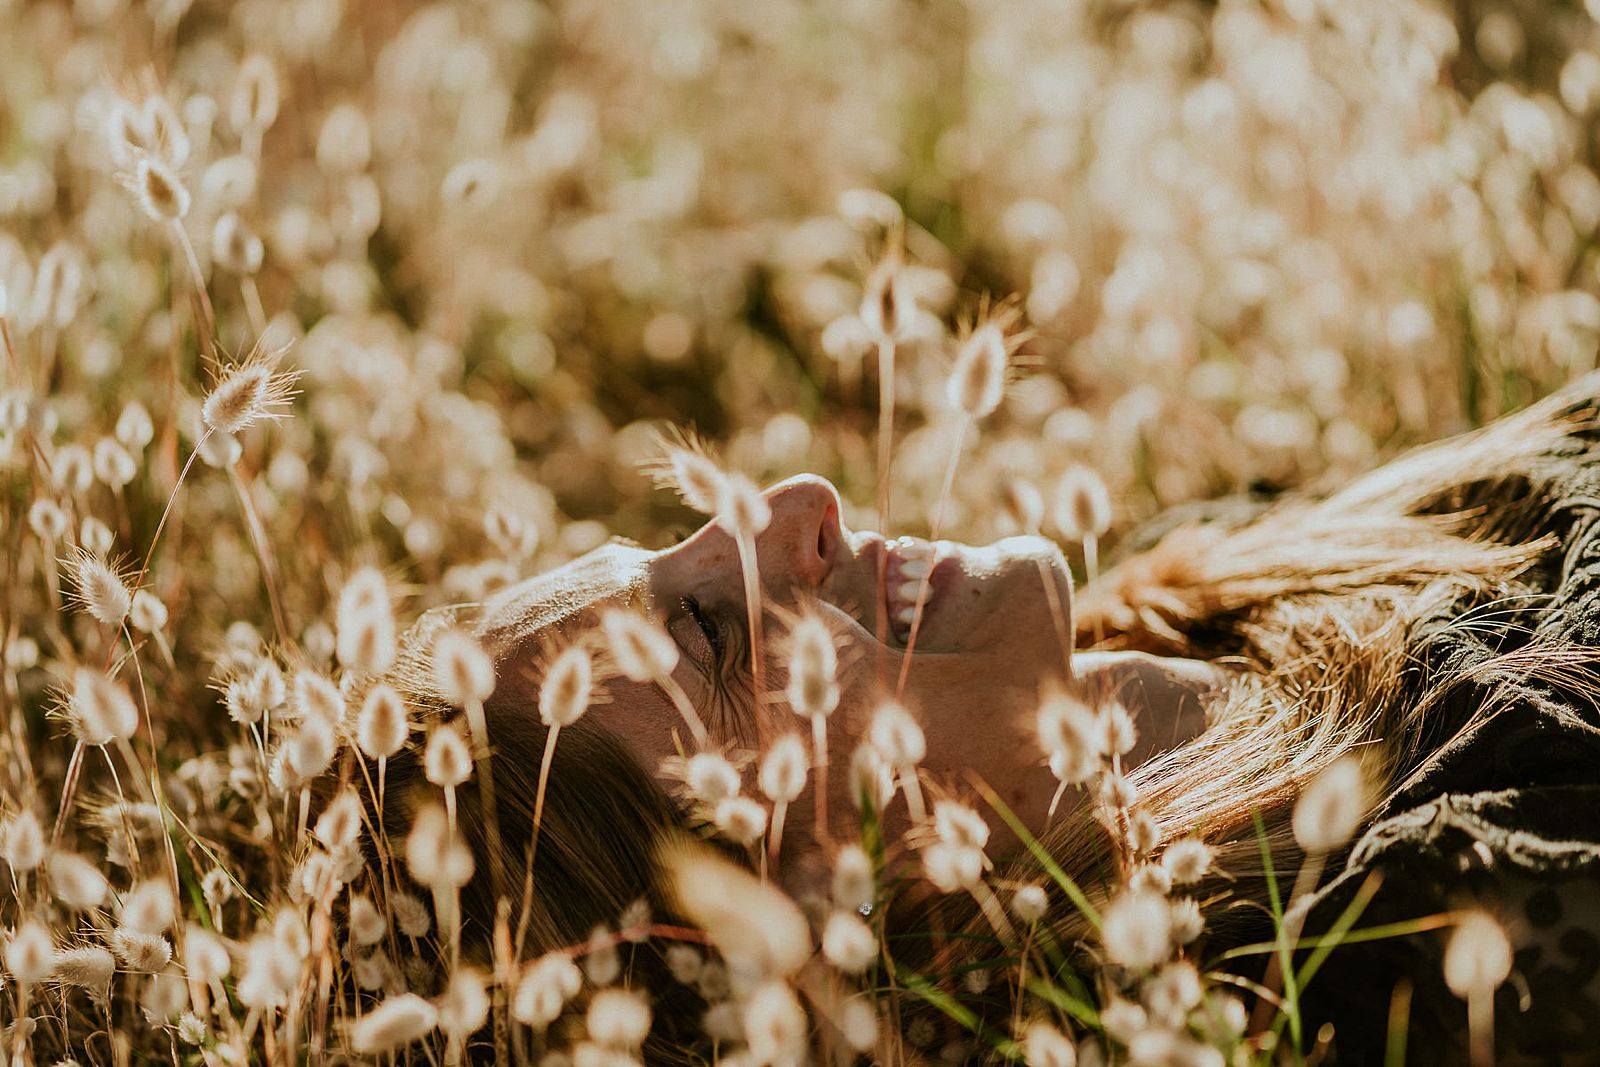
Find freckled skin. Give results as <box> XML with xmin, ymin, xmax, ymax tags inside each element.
<box><xmin>484</xmin><ymin>475</ymin><xmax>1224</xmax><ymax>894</ymax></box>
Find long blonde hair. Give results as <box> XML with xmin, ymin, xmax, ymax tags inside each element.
<box><xmin>1046</xmin><ymin>375</ymin><xmax>1600</xmax><ymax>935</ymax></box>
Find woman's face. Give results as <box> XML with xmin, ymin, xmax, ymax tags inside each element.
<box><xmin>482</xmin><ymin>475</ymin><xmax>1074</xmax><ymax>882</ymax></box>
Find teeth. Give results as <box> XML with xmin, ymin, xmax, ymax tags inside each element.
<box><xmin>885</xmin><ymin>537</ymin><xmax>939</xmax><ymax>647</ymax></box>
<box><xmin>894</xmin><ymin>536</ymin><xmax>934</xmax><ymax>559</ymax></box>
<box><xmin>897</xmin><ymin>557</ymin><xmax>931</xmax><ymax>580</ymax></box>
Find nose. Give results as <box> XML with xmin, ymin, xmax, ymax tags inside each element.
<box><xmin>758</xmin><ymin>475</ymin><xmax>843</xmax><ymax>589</ymax></box>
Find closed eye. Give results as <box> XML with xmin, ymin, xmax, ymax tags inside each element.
<box><xmin>679</xmin><ymin>596</ymin><xmax>724</xmax><ymax>661</ymax></box>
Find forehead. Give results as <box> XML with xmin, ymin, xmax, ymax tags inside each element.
<box><xmin>479</xmin><ymin>541</ymin><xmax>652</xmax><ymax>657</ymax></box>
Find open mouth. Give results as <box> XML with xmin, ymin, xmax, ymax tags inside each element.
<box><xmin>884</xmin><ymin>536</ymin><xmax>945</xmax><ymax>646</ymax></box>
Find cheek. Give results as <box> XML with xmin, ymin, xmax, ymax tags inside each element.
<box><xmin>591</xmin><ymin>679</ymin><xmax>686</xmax><ymax>777</ymax></box>
<box><xmin>897</xmin><ymin>658</ymin><xmax>1042</xmax><ymax>769</ymax></box>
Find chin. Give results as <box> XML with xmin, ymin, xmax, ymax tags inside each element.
<box><xmin>916</xmin><ymin>536</ymin><xmax>1073</xmax><ymax>658</ymax></box>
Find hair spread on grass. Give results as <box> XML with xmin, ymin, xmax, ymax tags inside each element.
<box><xmin>1031</xmin><ymin>378</ymin><xmax>1600</xmax><ymax>949</ymax></box>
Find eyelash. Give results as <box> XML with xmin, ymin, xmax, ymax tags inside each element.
<box><xmin>681</xmin><ymin>596</ymin><xmax>723</xmax><ymax>661</ymax></box>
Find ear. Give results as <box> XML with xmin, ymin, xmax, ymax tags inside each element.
<box><xmin>1072</xmin><ymin>650</ymin><xmax>1228</xmax><ymax>769</ymax></box>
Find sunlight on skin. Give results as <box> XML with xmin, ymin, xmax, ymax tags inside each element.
<box><xmin>482</xmin><ymin>475</ymin><xmax>1226</xmax><ymax>894</ymax></box>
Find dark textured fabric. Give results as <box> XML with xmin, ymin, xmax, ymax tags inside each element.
<box><xmin>1288</xmin><ymin>408</ymin><xmax>1600</xmax><ymax>1064</ymax></box>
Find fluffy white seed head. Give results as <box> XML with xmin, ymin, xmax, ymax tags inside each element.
<box><xmin>211</xmin><ymin>212</ymin><xmax>264</xmax><ymax>274</ymax></box>
<box><xmin>840</xmin><ymin>995</ymin><xmax>879</xmax><ymax>1051</ymax></box>
<box><xmin>316</xmin><ymin>104</ymin><xmax>371</xmax><ymax>174</ymax></box>
<box><xmin>1099</xmin><ymin>700</ymin><xmax>1137</xmax><ymax>758</ymax></box>
<box><xmin>1128</xmin><ymin>810</ymin><xmax>1160</xmax><ymax>856</ymax></box>
<box><xmin>947</xmin><ymin>321</ymin><xmax>1009</xmax><ymax>419</ymax></box>
<box><xmin>230</xmin><ymin>55</ymin><xmax>280</xmax><ymax>133</ymax></box>
<box><xmin>868</xmin><ymin>701</ymin><xmax>925</xmax><ymax>768</ymax></box>
<box><xmin>29</xmin><ymin>498</ymin><xmax>68</xmax><ymax>540</ymax></box>
<box><xmin>743</xmin><ymin>981</ymin><xmax>809</xmax><ymax>1066</ymax></box>
<box><xmin>1101</xmin><ymin>890</ymin><xmax>1173</xmax><ymax>970</ymax></box>
<box><xmin>1012</xmin><ymin>883</ymin><xmax>1050</xmax><ymax>924</ymax></box>
<box><xmin>336</xmin><ymin>567</ymin><xmax>396</xmax><ymax>675</ymax></box>
<box><xmin>292</xmin><ymin>669</ymin><xmax>345</xmax><ymax>723</ymax></box>
<box><xmin>686</xmin><ymin>753</ymin><xmax>741</xmax><ymax>805</ymax></box>
<box><xmin>78</xmin><ymin>517</ymin><xmax>113</xmax><ymax>557</ymax></box>
<box><xmin>849</xmin><ymin>742</ymin><xmax>896</xmax><ymax>812</ymax></box>
<box><xmin>432</xmin><ymin>628</ymin><xmax>495</xmax><ymax>707</ymax></box>
<box><xmin>70</xmin><ymin>668</ymin><xmax>140</xmax><ymax>746</ymax></box>
<box><xmin>391</xmin><ymin>892</ymin><xmax>431</xmax><ymax>938</ymax></box>
<box><xmin>712</xmin><ymin>796</ymin><xmax>768</xmax><ymax>845</ymax></box>
<box><xmin>285</xmin><ymin>714</ymin><xmax>337</xmax><ymax>781</ymax></box>
<box><xmin>1169</xmin><ymin>897</ymin><xmax>1205</xmax><ymax>945</ymax></box>
<box><xmin>357</xmin><ymin>683</ymin><xmax>410</xmax><ymax>759</ymax></box>
<box><xmin>1022</xmin><ymin>1022</ymin><xmax>1078</xmax><ymax>1067</ymax></box>
<box><xmin>93</xmin><ymin>437</ymin><xmax>138</xmax><ymax>488</ymax></box>
<box><xmin>129</xmin><ymin>590</ymin><xmax>168</xmax><ymax>633</ymax></box>
<box><xmin>48</xmin><ymin>851</ymin><xmax>109</xmax><ymax>910</ymax></box>
<box><xmin>586</xmin><ymin>988</ymin><xmax>651</xmax><ymax>1048</ymax></box>
<box><xmin>106</xmin><ymin>97</ymin><xmax>156</xmax><ymax>169</ymax></box>
<box><xmin>349</xmin><ymin>994</ymin><xmax>439</xmax><ymax>1053</ymax></box>
<box><xmin>132</xmin><ymin>157</ymin><xmax>190</xmax><ymax>221</ymax></box>
<box><xmin>201</xmin><ymin>352</ymin><xmax>298</xmax><ymax>436</ymax></box>
<box><xmin>348</xmin><ymin>895</ymin><xmax>386</xmax><ymax>947</ymax></box>
<box><xmin>111</xmin><ymin>927</ymin><xmax>173</xmax><ymax>972</ymax></box>
<box><xmin>758</xmin><ymin>733</ymin><xmax>808</xmax><ymax>803</ymax></box>
<box><xmin>438</xmin><ymin>968</ymin><xmax>490</xmax><ymax>1036</ymax></box>
<box><xmin>116</xmin><ymin>402</ymin><xmax>154</xmax><ymax>449</ymax></box>
<box><xmin>602</xmin><ymin>609</ymin><xmax>678</xmax><ymax>683</ymax></box>
<box><xmin>314</xmin><ymin>790</ymin><xmax>364</xmax><ymax>850</ymax></box>
<box><xmin>72</xmin><ymin>553</ymin><xmax>131</xmax><ymax>626</ymax></box>
<box><xmin>1101</xmin><ymin>771</ymin><xmax>1138</xmax><ymax>809</ymax></box>
<box><xmin>1129</xmin><ymin>863</ymin><xmax>1172</xmax><ymax>896</ymax></box>
<box><xmin>1292</xmin><ymin>756</ymin><xmax>1367</xmax><ymax>855</ymax></box>
<box><xmin>1051</xmin><ymin>466</ymin><xmax>1112</xmax><ymax>542</ymax></box>
<box><xmin>6</xmin><ymin>919</ymin><xmax>54</xmax><ymax>982</ymax></box>
<box><xmin>1</xmin><ymin>811</ymin><xmax>45</xmax><ymax>872</ymax></box>
<box><xmin>1443</xmin><ymin>910</ymin><xmax>1513</xmax><ymax>999</ymax></box>
<box><xmin>484</xmin><ymin>504</ymin><xmax>539</xmax><ymax>558</ymax></box>
<box><xmin>1161</xmin><ymin>839</ymin><xmax>1213</xmax><ymax>885</ymax></box>
<box><xmin>665</xmin><ymin>448</ymin><xmax>727</xmax><ymax>515</ymax></box>
<box><xmin>1036</xmin><ymin>693</ymin><xmax>1098</xmax><ymax>784</ymax></box>
<box><xmin>720</xmin><ymin>473</ymin><xmax>771</xmax><ymax>538</ymax></box>
<box><xmin>424</xmin><ymin>724</ymin><xmax>473</xmax><ymax>788</ymax></box>
<box><xmin>184</xmin><ymin>925</ymin><xmax>230</xmax><ymax>983</ymax></box>
<box><xmin>859</xmin><ymin>261</ymin><xmax>915</xmax><ymax>344</ymax></box>
<box><xmin>786</xmin><ymin>614</ymin><xmax>839</xmax><ymax>719</ymax></box>
<box><xmin>406</xmin><ymin>805</ymin><xmax>473</xmax><ymax>889</ymax></box>
<box><xmin>227</xmin><ymin>660</ymin><xmax>284</xmax><ymax>725</ymax></box>
<box><xmin>662</xmin><ymin>843</ymin><xmax>810</xmax><ymax>978</ymax></box>
<box><xmin>933</xmin><ymin>801</ymin><xmax>990</xmax><ymax>851</ymax></box>
<box><xmin>512</xmin><ymin>952</ymin><xmax>583</xmax><ymax>1028</ymax></box>
<box><xmin>1145</xmin><ymin>961</ymin><xmax>1204</xmax><ymax>1025</ymax></box>
<box><xmin>140</xmin><ymin>95</ymin><xmax>189</xmax><ymax>165</ymax></box>
<box><xmin>922</xmin><ymin>842</ymin><xmax>985</xmax><ymax>893</ymax></box>
<box><xmin>1000</xmin><ymin>477</ymin><xmax>1045</xmax><ymax>534</ymax></box>
<box><xmin>52</xmin><ymin>945</ymin><xmax>115</xmax><ymax>991</ymax></box>
<box><xmin>53</xmin><ymin>444</ymin><xmax>93</xmax><ymax>494</ymax></box>
<box><xmin>821</xmin><ymin>910</ymin><xmax>877</xmax><ymax>974</ymax></box>
<box><xmin>833</xmin><ymin>844</ymin><xmax>875</xmax><ymax>912</ymax></box>
<box><xmin>539</xmin><ymin>645</ymin><xmax>593</xmax><ymax>727</ymax></box>
<box><xmin>121</xmin><ymin>880</ymin><xmax>176</xmax><ymax>934</ymax></box>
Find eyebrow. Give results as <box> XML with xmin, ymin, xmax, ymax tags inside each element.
<box><xmin>479</xmin><ymin>543</ymin><xmax>653</xmax><ymax>654</ymax></box>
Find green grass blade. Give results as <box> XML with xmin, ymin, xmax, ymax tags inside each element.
<box><xmin>970</xmin><ymin>777</ymin><xmax>1100</xmax><ymax>929</ymax></box>
<box><xmin>895</xmin><ymin>964</ymin><xmax>1022</xmax><ymax>1058</ymax></box>
<box><xmin>1023</xmin><ymin>976</ymin><xmax>1100</xmax><ymax>1031</ymax></box>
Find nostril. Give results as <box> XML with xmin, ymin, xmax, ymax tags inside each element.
<box><xmin>817</xmin><ymin>503</ymin><xmax>836</xmax><ymax>562</ymax></box>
